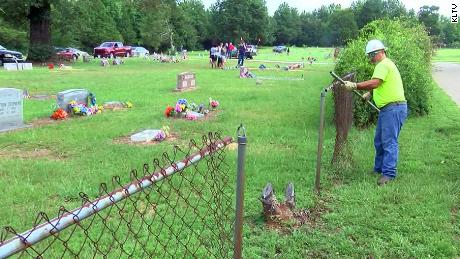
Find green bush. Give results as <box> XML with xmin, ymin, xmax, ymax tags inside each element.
<box><xmin>334</xmin><ymin>18</ymin><xmax>433</xmax><ymax>128</ymax></box>
<box><xmin>448</xmin><ymin>42</ymin><xmax>460</xmax><ymax>48</ymax></box>
<box><xmin>27</xmin><ymin>43</ymin><xmax>55</xmax><ymax>62</ymax></box>
<box><xmin>0</xmin><ymin>19</ymin><xmax>28</xmax><ymax>53</ymax></box>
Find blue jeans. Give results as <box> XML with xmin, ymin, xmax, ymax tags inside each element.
<box><xmin>374</xmin><ymin>103</ymin><xmax>407</xmax><ymax>178</ymax></box>
<box><xmin>238</xmin><ymin>54</ymin><xmax>245</xmax><ymax>66</ymax></box>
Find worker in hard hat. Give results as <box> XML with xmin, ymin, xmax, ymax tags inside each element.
<box><xmin>343</xmin><ymin>39</ymin><xmax>407</xmax><ymax>186</ymax></box>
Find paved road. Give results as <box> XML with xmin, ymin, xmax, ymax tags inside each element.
<box><xmin>432</xmin><ymin>62</ymin><xmax>460</xmax><ymax>107</ymax></box>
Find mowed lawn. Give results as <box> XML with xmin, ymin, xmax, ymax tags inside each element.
<box><xmin>0</xmin><ymin>49</ymin><xmax>459</xmax><ymax>257</ymax></box>
<box><xmin>433</xmin><ymin>48</ymin><xmax>460</xmax><ymax>62</ymax></box>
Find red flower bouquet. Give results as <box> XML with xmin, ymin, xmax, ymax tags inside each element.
<box><xmin>50</xmin><ymin>108</ymin><xmax>68</xmax><ymax>120</ymax></box>
<box><xmin>164</xmin><ymin>106</ymin><xmax>175</xmax><ymax>117</ymax></box>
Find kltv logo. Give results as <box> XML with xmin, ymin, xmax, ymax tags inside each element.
<box><xmin>453</xmin><ymin>3</ymin><xmax>458</xmax><ymax>23</ymax></box>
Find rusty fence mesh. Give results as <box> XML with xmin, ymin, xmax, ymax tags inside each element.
<box><xmin>0</xmin><ymin>133</ymin><xmax>234</xmax><ymax>258</ymax></box>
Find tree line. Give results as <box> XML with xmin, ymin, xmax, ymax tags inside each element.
<box><xmin>0</xmin><ymin>0</ymin><xmax>458</xmax><ymax>61</ymax></box>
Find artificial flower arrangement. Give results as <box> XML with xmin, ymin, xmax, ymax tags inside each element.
<box><xmin>151</xmin><ymin>126</ymin><xmax>171</xmax><ymax>142</ymax></box>
<box><xmin>164</xmin><ymin>97</ymin><xmax>219</xmax><ymax>120</ymax></box>
<box><xmin>50</xmin><ymin>108</ymin><xmax>68</xmax><ymax>120</ymax></box>
<box><xmin>50</xmin><ymin>93</ymin><xmax>103</xmax><ymax>120</ymax></box>
<box><xmin>209</xmin><ymin>97</ymin><xmax>219</xmax><ymax>109</ymax></box>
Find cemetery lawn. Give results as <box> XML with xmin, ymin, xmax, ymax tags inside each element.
<box><xmin>0</xmin><ymin>53</ymin><xmax>459</xmax><ymax>258</ymax></box>
<box><xmin>433</xmin><ymin>48</ymin><xmax>460</xmax><ymax>62</ymax></box>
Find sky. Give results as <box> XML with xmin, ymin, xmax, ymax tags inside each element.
<box><xmin>201</xmin><ymin>0</ymin><xmax>452</xmax><ymax>17</ymax></box>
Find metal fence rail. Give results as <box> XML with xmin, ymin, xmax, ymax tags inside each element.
<box><xmin>0</xmin><ymin>133</ymin><xmax>234</xmax><ymax>258</ymax></box>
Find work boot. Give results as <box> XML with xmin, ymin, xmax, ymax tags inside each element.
<box><xmin>377</xmin><ymin>175</ymin><xmax>393</xmax><ymax>186</ymax></box>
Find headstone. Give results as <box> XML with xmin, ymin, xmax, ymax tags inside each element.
<box><xmin>101</xmin><ymin>59</ymin><xmax>109</xmax><ymax>66</ymax></box>
<box><xmin>3</xmin><ymin>63</ymin><xmax>20</xmax><ymax>71</ymax></box>
<box><xmin>83</xmin><ymin>55</ymin><xmax>91</xmax><ymax>62</ymax></box>
<box><xmin>56</xmin><ymin>89</ymin><xmax>89</xmax><ymax>112</ymax></box>
<box><xmin>0</xmin><ymin>88</ymin><xmax>28</xmax><ymax>132</ymax></box>
<box><xmin>175</xmin><ymin>72</ymin><xmax>196</xmax><ymax>92</ymax></box>
<box><xmin>112</xmin><ymin>58</ymin><xmax>124</xmax><ymax>65</ymax></box>
<box><xmin>2</xmin><ymin>63</ymin><xmax>33</xmax><ymax>71</ymax></box>
<box><xmin>130</xmin><ymin>130</ymin><xmax>164</xmax><ymax>142</ymax></box>
<box><xmin>21</xmin><ymin>63</ymin><xmax>33</xmax><ymax>70</ymax></box>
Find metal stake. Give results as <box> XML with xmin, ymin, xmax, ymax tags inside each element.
<box><xmin>234</xmin><ymin>124</ymin><xmax>247</xmax><ymax>259</ymax></box>
<box><xmin>315</xmin><ymin>90</ymin><xmax>327</xmax><ymax>194</ymax></box>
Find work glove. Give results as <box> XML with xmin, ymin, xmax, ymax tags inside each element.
<box><xmin>343</xmin><ymin>81</ymin><xmax>357</xmax><ymax>91</ymax></box>
<box><xmin>362</xmin><ymin>91</ymin><xmax>371</xmax><ymax>101</ymax></box>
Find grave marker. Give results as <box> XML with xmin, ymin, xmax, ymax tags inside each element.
<box><xmin>56</xmin><ymin>89</ymin><xmax>89</xmax><ymax>112</ymax></box>
<box><xmin>175</xmin><ymin>72</ymin><xmax>196</xmax><ymax>92</ymax></box>
<box><xmin>0</xmin><ymin>88</ymin><xmax>28</xmax><ymax>132</ymax></box>
<box><xmin>3</xmin><ymin>63</ymin><xmax>33</xmax><ymax>71</ymax></box>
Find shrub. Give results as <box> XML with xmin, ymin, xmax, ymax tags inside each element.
<box><xmin>28</xmin><ymin>43</ymin><xmax>55</xmax><ymax>62</ymax></box>
<box><xmin>0</xmin><ymin>19</ymin><xmax>28</xmax><ymax>53</ymax></box>
<box><xmin>334</xmin><ymin>18</ymin><xmax>433</xmax><ymax>128</ymax></box>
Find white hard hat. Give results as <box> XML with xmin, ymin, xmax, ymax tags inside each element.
<box><xmin>365</xmin><ymin>39</ymin><xmax>386</xmax><ymax>54</ymax></box>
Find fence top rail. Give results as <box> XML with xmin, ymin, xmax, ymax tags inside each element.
<box><xmin>0</xmin><ymin>134</ymin><xmax>233</xmax><ymax>258</ymax></box>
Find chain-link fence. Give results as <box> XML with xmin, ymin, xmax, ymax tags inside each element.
<box><xmin>0</xmin><ymin>132</ymin><xmax>236</xmax><ymax>258</ymax></box>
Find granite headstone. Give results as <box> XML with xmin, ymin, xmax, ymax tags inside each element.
<box><xmin>175</xmin><ymin>72</ymin><xmax>196</xmax><ymax>92</ymax></box>
<box><xmin>0</xmin><ymin>88</ymin><xmax>27</xmax><ymax>132</ymax></box>
<box><xmin>3</xmin><ymin>63</ymin><xmax>33</xmax><ymax>71</ymax></box>
<box><xmin>57</xmin><ymin>89</ymin><xmax>89</xmax><ymax>112</ymax></box>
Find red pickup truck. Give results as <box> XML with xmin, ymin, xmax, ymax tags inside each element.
<box><xmin>93</xmin><ymin>42</ymin><xmax>132</xmax><ymax>58</ymax></box>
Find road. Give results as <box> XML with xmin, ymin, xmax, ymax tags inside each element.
<box><xmin>432</xmin><ymin>62</ymin><xmax>460</xmax><ymax>107</ymax></box>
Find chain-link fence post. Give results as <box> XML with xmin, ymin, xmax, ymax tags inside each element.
<box><xmin>234</xmin><ymin>124</ymin><xmax>246</xmax><ymax>259</ymax></box>
<box><xmin>315</xmin><ymin>90</ymin><xmax>326</xmax><ymax>194</ymax></box>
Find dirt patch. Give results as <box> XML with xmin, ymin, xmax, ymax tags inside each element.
<box><xmin>0</xmin><ymin>147</ymin><xmax>63</xmax><ymax>160</ymax></box>
<box><xmin>30</xmin><ymin>118</ymin><xmax>60</xmax><ymax>127</ymax></box>
<box><xmin>103</xmin><ymin>106</ymin><xmax>130</xmax><ymax>112</ymax></box>
<box><xmin>452</xmin><ymin>206</ymin><xmax>460</xmax><ymax>241</ymax></box>
<box><xmin>169</xmin><ymin>110</ymin><xmax>221</xmax><ymax>122</ymax></box>
<box><xmin>113</xmin><ymin>133</ymin><xmax>179</xmax><ymax>146</ymax></box>
<box><xmin>262</xmin><ymin>193</ymin><xmax>332</xmax><ymax>233</ymax></box>
<box><xmin>200</xmin><ymin>110</ymin><xmax>220</xmax><ymax>121</ymax></box>
<box><xmin>172</xmin><ymin>87</ymin><xmax>197</xmax><ymax>93</ymax></box>
<box><xmin>25</xmin><ymin>94</ymin><xmax>56</xmax><ymax>101</ymax></box>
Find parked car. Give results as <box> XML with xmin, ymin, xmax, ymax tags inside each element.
<box><xmin>93</xmin><ymin>42</ymin><xmax>132</xmax><ymax>58</ymax></box>
<box><xmin>273</xmin><ymin>45</ymin><xmax>287</xmax><ymax>53</ymax></box>
<box><xmin>0</xmin><ymin>44</ymin><xmax>25</xmax><ymax>65</ymax></box>
<box><xmin>131</xmin><ymin>46</ymin><xmax>150</xmax><ymax>57</ymax></box>
<box><xmin>245</xmin><ymin>44</ymin><xmax>257</xmax><ymax>59</ymax></box>
<box><xmin>56</xmin><ymin>48</ymin><xmax>79</xmax><ymax>60</ymax></box>
<box><xmin>54</xmin><ymin>46</ymin><xmax>66</xmax><ymax>52</ymax></box>
<box><xmin>69</xmin><ymin>48</ymin><xmax>89</xmax><ymax>57</ymax></box>
<box><xmin>228</xmin><ymin>44</ymin><xmax>257</xmax><ymax>59</ymax></box>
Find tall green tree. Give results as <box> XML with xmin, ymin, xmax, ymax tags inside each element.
<box><xmin>51</xmin><ymin>0</ymin><xmax>79</xmax><ymax>47</ymax></box>
<box><xmin>328</xmin><ymin>9</ymin><xmax>358</xmax><ymax>46</ymax></box>
<box><xmin>273</xmin><ymin>2</ymin><xmax>299</xmax><ymax>45</ymax></box>
<box><xmin>313</xmin><ymin>4</ymin><xmax>340</xmax><ymax>46</ymax></box>
<box><xmin>440</xmin><ymin>16</ymin><xmax>460</xmax><ymax>46</ymax></box>
<box><xmin>297</xmin><ymin>11</ymin><xmax>322</xmax><ymax>46</ymax></box>
<box><xmin>178</xmin><ymin>0</ymin><xmax>209</xmax><ymax>49</ymax></box>
<box><xmin>118</xmin><ymin>0</ymin><xmax>141</xmax><ymax>45</ymax></box>
<box><xmin>352</xmin><ymin>0</ymin><xmax>384</xmax><ymax>28</ymax></box>
<box><xmin>418</xmin><ymin>5</ymin><xmax>441</xmax><ymax>37</ymax></box>
<box><xmin>0</xmin><ymin>0</ymin><xmax>55</xmax><ymax>61</ymax></box>
<box><xmin>75</xmin><ymin>0</ymin><xmax>121</xmax><ymax>49</ymax></box>
<box><xmin>0</xmin><ymin>17</ymin><xmax>28</xmax><ymax>52</ymax></box>
<box><xmin>139</xmin><ymin>0</ymin><xmax>175</xmax><ymax>51</ymax></box>
<box><xmin>210</xmin><ymin>0</ymin><xmax>269</xmax><ymax>43</ymax></box>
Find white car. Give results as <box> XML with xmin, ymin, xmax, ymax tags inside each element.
<box><xmin>132</xmin><ymin>47</ymin><xmax>150</xmax><ymax>57</ymax></box>
<box><xmin>69</xmin><ymin>48</ymin><xmax>89</xmax><ymax>57</ymax></box>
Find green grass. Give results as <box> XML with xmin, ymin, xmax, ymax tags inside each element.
<box><xmin>433</xmin><ymin>48</ymin><xmax>460</xmax><ymax>62</ymax></box>
<box><xmin>0</xmin><ymin>52</ymin><xmax>459</xmax><ymax>258</ymax></box>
